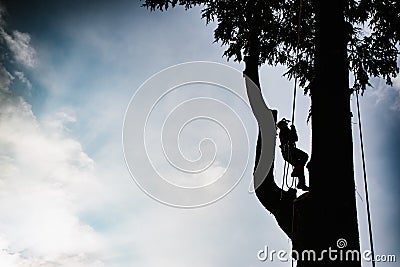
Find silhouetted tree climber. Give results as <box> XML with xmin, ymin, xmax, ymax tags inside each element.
<box><xmin>276</xmin><ymin>118</ymin><xmax>309</xmax><ymax>190</ymax></box>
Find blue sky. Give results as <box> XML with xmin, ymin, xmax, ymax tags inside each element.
<box><xmin>0</xmin><ymin>0</ymin><xmax>398</xmax><ymax>266</ymax></box>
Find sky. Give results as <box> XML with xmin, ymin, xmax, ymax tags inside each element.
<box><xmin>0</xmin><ymin>0</ymin><xmax>398</xmax><ymax>266</ymax></box>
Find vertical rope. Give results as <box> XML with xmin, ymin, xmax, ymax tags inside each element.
<box><xmin>291</xmin><ymin>73</ymin><xmax>298</xmax><ymax>125</ymax></box>
<box><xmin>291</xmin><ymin>201</ymin><xmax>296</xmax><ymax>267</ymax></box>
<box><xmin>290</xmin><ymin>3</ymin><xmax>303</xmax><ymax>266</ymax></box>
<box><xmin>281</xmin><ymin>145</ymin><xmax>293</xmax><ymax>200</ymax></box>
<box><xmin>291</xmin><ymin>0</ymin><xmax>303</xmax><ymax>125</ymax></box>
<box><xmin>281</xmin><ymin>159</ymin><xmax>288</xmax><ymax>200</ymax></box>
<box><xmin>285</xmin><ymin>147</ymin><xmax>291</xmax><ymax>187</ymax></box>
<box><xmin>356</xmin><ymin>93</ymin><xmax>376</xmax><ymax>267</ymax></box>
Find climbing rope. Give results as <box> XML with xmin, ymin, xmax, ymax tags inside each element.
<box><xmin>281</xmin><ymin>0</ymin><xmax>303</xmax><ymax>198</ymax></box>
<box><xmin>280</xmin><ymin>146</ymin><xmax>292</xmax><ymax>200</ymax></box>
<box><xmin>280</xmin><ymin>159</ymin><xmax>288</xmax><ymax>200</ymax></box>
<box><xmin>285</xmin><ymin>148</ymin><xmax>296</xmax><ymax>189</ymax></box>
<box><xmin>287</xmin><ymin>175</ymin><xmax>296</xmax><ymax>189</ymax></box>
<box><xmin>284</xmin><ymin>146</ymin><xmax>294</xmax><ymax>188</ymax></box>
<box><xmin>355</xmin><ymin>92</ymin><xmax>376</xmax><ymax>267</ymax></box>
<box><xmin>290</xmin><ymin>0</ymin><xmax>303</xmax><ymax>125</ymax></box>
<box><xmin>280</xmin><ymin>145</ymin><xmax>297</xmax><ymax>200</ymax></box>
<box><xmin>289</xmin><ymin>2</ymin><xmax>303</xmax><ymax>266</ymax></box>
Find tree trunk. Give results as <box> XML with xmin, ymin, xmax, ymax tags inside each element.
<box><xmin>244</xmin><ymin>50</ymin><xmax>297</xmax><ymax>239</ymax></box>
<box><xmin>293</xmin><ymin>1</ymin><xmax>361</xmax><ymax>266</ymax></box>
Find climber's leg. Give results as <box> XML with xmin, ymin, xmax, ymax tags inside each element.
<box><xmin>295</xmin><ymin>148</ymin><xmax>309</xmax><ymax>166</ymax></box>
<box><xmin>290</xmin><ymin>148</ymin><xmax>307</xmax><ymax>177</ymax></box>
<box><xmin>297</xmin><ymin>174</ymin><xmax>309</xmax><ymax>191</ymax></box>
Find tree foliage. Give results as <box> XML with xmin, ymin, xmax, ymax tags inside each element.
<box><xmin>143</xmin><ymin>0</ymin><xmax>400</xmax><ymax>93</ymax></box>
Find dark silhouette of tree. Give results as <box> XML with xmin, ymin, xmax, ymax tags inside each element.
<box><xmin>143</xmin><ymin>1</ymin><xmax>399</xmax><ymax>266</ymax></box>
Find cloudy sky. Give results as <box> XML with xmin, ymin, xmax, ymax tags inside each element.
<box><xmin>0</xmin><ymin>0</ymin><xmax>398</xmax><ymax>266</ymax></box>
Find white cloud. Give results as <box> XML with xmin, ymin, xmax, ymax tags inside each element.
<box><xmin>0</xmin><ymin>29</ymin><xmax>36</xmax><ymax>68</ymax></box>
<box><xmin>13</xmin><ymin>71</ymin><xmax>32</xmax><ymax>89</ymax></box>
<box><xmin>366</xmin><ymin>77</ymin><xmax>400</xmax><ymax>112</ymax></box>
<box><xmin>0</xmin><ymin>65</ymin><xmax>14</xmax><ymax>92</ymax></box>
<box><xmin>0</xmin><ymin>235</ymin><xmax>105</xmax><ymax>267</ymax></box>
<box><xmin>0</xmin><ymin>4</ymin><xmax>36</xmax><ymax>68</ymax></box>
<box><xmin>0</xmin><ymin>67</ymin><xmax>108</xmax><ymax>266</ymax></box>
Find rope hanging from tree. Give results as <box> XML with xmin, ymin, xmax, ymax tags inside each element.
<box><xmin>281</xmin><ymin>0</ymin><xmax>303</xmax><ymax>196</ymax></box>
<box><xmin>286</xmin><ymin>2</ymin><xmax>304</xmax><ymax>267</ymax></box>
<box><xmin>355</xmin><ymin>92</ymin><xmax>376</xmax><ymax>267</ymax></box>
<box><xmin>290</xmin><ymin>0</ymin><xmax>303</xmax><ymax>125</ymax></box>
